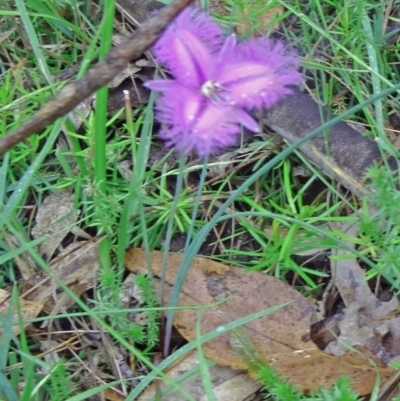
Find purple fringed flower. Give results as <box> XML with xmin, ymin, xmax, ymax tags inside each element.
<box><xmin>152</xmin><ymin>6</ymin><xmax>224</xmax><ymax>87</ymax></box>
<box><xmin>146</xmin><ymin>7</ymin><xmax>302</xmax><ymax>157</ymax></box>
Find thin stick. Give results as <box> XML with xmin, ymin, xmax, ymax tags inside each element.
<box><xmin>0</xmin><ymin>0</ymin><xmax>193</xmax><ymax>155</ymax></box>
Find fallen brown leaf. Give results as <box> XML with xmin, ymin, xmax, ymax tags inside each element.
<box><xmin>31</xmin><ymin>190</ymin><xmax>78</xmax><ymax>261</ymax></box>
<box><xmin>22</xmin><ymin>240</ymin><xmax>99</xmax><ymax>315</ymax></box>
<box><xmin>39</xmin><ymin>339</ymin><xmax>61</xmax><ymax>367</ymax></box>
<box><xmin>103</xmin><ymin>388</ymin><xmax>126</xmax><ymax>401</ymax></box>
<box><xmin>4</xmin><ymin>232</ymin><xmax>37</xmax><ymax>280</ymax></box>
<box><xmin>323</xmin><ymin>220</ymin><xmax>400</xmax><ymax>364</ymax></box>
<box><xmin>0</xmin><ymin>289</ymin><xmax>44</xmax><ymax>335</ymax></box>
<box><xmin>137</xmin><ymin>350</ymin><xmax>261</xmax><ymax>401</ymax></box>
<box><xmin>125</xmin><ymin>248</ymin><xmax>394</xmax><ymax>395</ymax></box>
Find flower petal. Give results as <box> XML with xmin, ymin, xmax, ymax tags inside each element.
<box><xmin>216</xmin><ymin>37</ymin><xmax>302</xmax><ymax>109</ymax></box>
<box><xmin>215</xmin><ymin>34</ymin><xmax>237</xmax><ymax>64</ymax></box>
<box><xmin>235</xmin><ymin>109</ymin><xmax>259</xmax><ymax>132</ymax></box>
<box><xmin>158</xmin><ymin>30</ymin><xmax>214</xmax><ymax>87</ymax></box>
<box><xmin>152</xmin><ymin>6</ymin><xmax>223</xmax><ymax>87</ymax></box>
<box><xmin>160</xmin><ymin>102</ymin><xmax>242</xmax><ymax>156</ymax></box>
<box><xmin>144</xmin><ymin>79</ymin><xmax>176</xmax><ymax>91</ymax></box>
<box><xmin>157</xmin><ymin>5</ymin><xmax>224</xmax><ymax>51</ymax></box>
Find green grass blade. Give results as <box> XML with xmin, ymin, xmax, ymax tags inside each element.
<box><xmin>361</xmin><ymin>9</ymin><xmax>384</xmax><ymax>135</ymax></box>
<box><xmin>14</xmin><ymin>0</ymin><xmax>53</xmax><ymax>86</ymax></box>
<box><xmin>93</xmin><ymin>0</ymin><xmax>117</xmax><ymax>271</ymax></box>
<box><xmin>0</xmin><ymin>120</ymin><xmax>63</xmax><ymax>231</ymax></box>
<box><xmin>0</xmin><ymin>152</ymin><xmax>9</xmax><ymax>207</ymax></box>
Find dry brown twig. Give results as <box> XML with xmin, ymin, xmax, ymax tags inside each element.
<box><xmin>0</xmin><ymin>0</ymin><xmax>193</xmax><ymax>155</ymax></box>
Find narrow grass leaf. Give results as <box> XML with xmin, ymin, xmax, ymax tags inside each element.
<box><xmin>14</xmin><ymin>0</ymin><xmax>53</xmax><ymax>86</ymax></box>
<box><xmin>0</xmin><ymin>121</ymin><xmax>62</xmax><ymax>231</ymax></box>
<box><xmin>0</xmin><ymin>152</ymin><xmax>9</xmax><ymax>206</ymax></box>
<box><xmin>361</xmin><ymin>11</ymin><xmax>384</xmax><ymax>136</ymax></box>
<box><xmin>196</xmin><ymin>311</ymin><xmax>217</xmax><ymax>401</ymax></box>
<box><xmin>27</xmin><ymin>0</ymin><xmax>73</xmax><ymax>38</ymax></box>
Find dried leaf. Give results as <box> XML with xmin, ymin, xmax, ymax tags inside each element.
<box><xmin>325</xmin><ymin>220</ymin><xmax>400</xmax><ymax>364</ymax></box>
<box><xmin>204</xmin><ymin>148</ymin><xmax>255</xmax><ymax>178</ymax></box>
<box><xmin>125</xmin><ymin>248</ymin><xmax>394</xmax><ymax>395</ymax></box>
<box><xmin>137</xmin><ymin>350</ymin><xmax>261</xmax><ymax>401</ymax></box>
<box><xmin>4</xmin><ymin>232</ymin><xmax>37</xmax><ymax>280</ymax></box>
<box><xmin>22</xmin><ymin>241</ymin><xmax>99</xmax><ymax>315</ymax></box>
<box><xmin>39</xmin><ymin>339</ymin><xmax>61</xmax><ymax>368</ymax></box>
<box><xmin>0</xmin><ymin>289</ymin><xmax>44</xmax><ymax>335</ymax></box>
<box><xmin>332</xmin><ymin>221</ymin><xmax>398</xmax><ymax>315</ymax></box>
<box><xmin>31</xmin><ymin>190</ymin><xmax>78</xmax><ymax>261</ymax></box>
<box><xmin>103</xmin><ymin>388</ymin><xmax>126</xmax><ymax>401</ymax></box>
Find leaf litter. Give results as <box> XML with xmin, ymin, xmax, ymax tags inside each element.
<box><xmin>1</xmin><ymin>191</ymin><xmax>99</xmax><ymax>336</ymax></box>
<box><xmin>137</xmin><ymin>349</ymin><xmax>262</xmax><ymax>401</ymax></box>
<box><xmin>0</xmin><ymin>288</ymin><xmax>44</xmax><ymax>336</ymax></box>
<box><xmin>24</xmin><ymin>189</ymin><xmax>101</xmax><ymax>317</ymax></box>
<box><xmin>125</xmin><ymin>248</ymin><xmax>394</xmax><ymax>395</ymax></box>
<box><xmin>21</xmin><ymin>240</ymin><xmax>99</xmax><ymax>317</ymax></box>
<box><xmin>31</xmin><ymin>189</ymin><xmax>79</xmax><ymax>261</ymax></box>
<box><xmin>314</xmin><ymin>219</ymin><xmax>400</xmax><ymax>364</ymax></box>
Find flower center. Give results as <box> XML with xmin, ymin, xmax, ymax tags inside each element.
<box><xmin>200</xmin><ymin>80</ymin><xmax>225</xmax><ymax>101</ymax></box>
